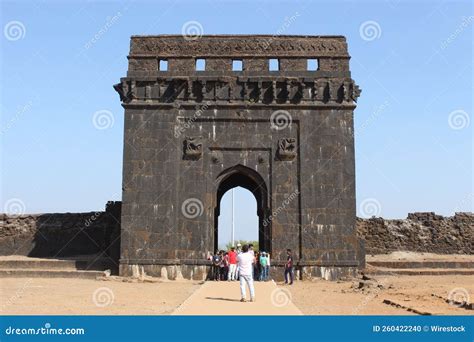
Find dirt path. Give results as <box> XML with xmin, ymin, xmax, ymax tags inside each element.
<box><xmin>173</xmin><ymin>280</ymin><xmax>302</xmax><ymax>315</ymax></box>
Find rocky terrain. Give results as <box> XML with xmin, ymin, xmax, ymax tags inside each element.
<box><xmin>357</xmin><ymin>212</ymin><xmax>473</xmax><ymax>255</ymax></box>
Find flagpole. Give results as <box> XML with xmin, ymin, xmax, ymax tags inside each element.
<box><xmin>231</xmin><ymin>188</ymin><xmax>235</xmax><ymax>247</ymax></box>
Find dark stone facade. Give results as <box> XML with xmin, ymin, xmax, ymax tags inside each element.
<box><xmin>114</xmin><ymin>35</ymin><xmax>362</xmax><ymax>280</ymax></box>
<box><xmin>357</xmin><ymin>212</ymin><xmax>474</xmax><ymax>255</ymax></box>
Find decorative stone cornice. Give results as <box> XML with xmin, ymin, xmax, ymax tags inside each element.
<box><xmin>130</xmin><ymin>35</ymin><xmax>349</xmax><ymax>58</ymax></box>
<box><xmin>113</xmin><ymin>76</ymin><xmax>361</xmax><ymax>105</ymax></box>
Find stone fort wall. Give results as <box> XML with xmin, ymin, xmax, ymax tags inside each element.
<box><xmin>0</xmin><ymin>202</ymin><xmax>121</xmax><ymax>261</ymax></box>
<box><xmin>1</xmin><ymin>205</ymin><xmax>472</xmax><ymax>260</ymax></box>
<box><xmin>357</xmin><ymin>212</ymin><xmax>473</xmax><ymax>255</ymax></box>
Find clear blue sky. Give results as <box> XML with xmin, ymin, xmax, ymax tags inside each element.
<box><xmin>1</xmin><ymin>0</ymin><xmax>472</xmax><ymax>244</ymax></box>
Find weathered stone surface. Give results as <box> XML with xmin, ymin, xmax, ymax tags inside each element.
<box><xmin>129</xmin><ymin>35</ymin><xmax>350</xmax><ymax>58</ymax></box>
<box><xmin>0</xmin><ymin>202</ymin><xmax>121</xmax><ymax>263</ymax></box>
<box><xmin>357</xmin><ymin>212</ymin><xmax>474</xmax><ymax>255</ymax></box>
<box><xmin>115</xmin><ymin>35</ymin><xmax>362</xmax><ymax>280</ymax></box>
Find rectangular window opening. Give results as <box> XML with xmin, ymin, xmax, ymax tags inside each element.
<box><xmin>195</xmin><ymin>58</ymin><xmax>206</xmax><ymax>71</ymax></box>
<box><xmin>232</xmin><ymin>60</ymin><xmax>243</xmax><ymax>71</ymax></box>
<box><xmin>269</xmin><ymin>59</ymin><xmax>279</xmax><ymax>71</ymax></box>
<box><xmin>307</xmin><ymin>59</ymin><xmax>319</xmax><ymax>71</ymax></box>
<box><xmin>159</xmin><ymin>59</ymin><xmax>168</xmax><ymax>71</ymax></box>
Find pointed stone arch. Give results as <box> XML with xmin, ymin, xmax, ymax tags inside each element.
<box><xmin>214</xmin><ymin>164</ymin><xmax>271</xmax><ymax>252</ymax></box>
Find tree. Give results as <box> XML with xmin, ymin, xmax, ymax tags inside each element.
<box><xmin>222</xmin><ymin>240</ymin><xmax>259</xmax><ymax>251</ymax></box>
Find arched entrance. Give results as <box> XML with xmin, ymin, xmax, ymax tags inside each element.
<box><xmin>214</xmin><ymin>165</ymin><xmax>271</xmax><ymax>253</ymax></box>
<box><xmin>217</xmin><ymin>187</ymin><xmax>258</xmax><ymax>249</ymax></box>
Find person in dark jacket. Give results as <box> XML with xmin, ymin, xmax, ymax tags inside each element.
<box><xmin>284</xmin><ymin>249</ymin><xmax>294</xmax><ymax>285</ymax></box>
<box><xmin>212</xmin><ymin>251</ymin><xmax>221</xmax><ymax>281</ymax></box>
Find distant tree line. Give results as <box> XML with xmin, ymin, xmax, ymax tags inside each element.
<box><xmin>221</xmin><ymin>240</ymin><xmax>259</xmax><ymax>251</ymax></box>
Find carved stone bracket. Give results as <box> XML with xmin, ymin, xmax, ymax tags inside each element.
<box><xmin>183</xmin><ymin>137</ymin><xmax>203</xmax><ymax>160</ymax></box>
<box><xmin>352</xmin><ymin>84</ymin><xmax>361</xmax><ymax>102</ymax></box>
<box><xmin>277</xmin><ymin>138</ymin><xmax>297</xmax><ymax>161</ymax></box>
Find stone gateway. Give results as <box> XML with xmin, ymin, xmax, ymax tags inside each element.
<box><xmin>114</xmin><ymin>35</ymin><xmax>364</xmax><ymax>281</ymax></box>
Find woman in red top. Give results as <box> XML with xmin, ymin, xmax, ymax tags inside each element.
<box><xmin>227</xmin><ymin>247</ymin><xmax>238</xmax><ymax>281</ymax></box>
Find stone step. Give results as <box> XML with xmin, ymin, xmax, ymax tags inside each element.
<box><xmin>0</xmin><ymin>268</ymin><xmax>105</xmax><ymax>279</ymax></box>
<box><xmin>366</xmin><ymin>268</ymin><xmax>474</xmax><ymax>276</ymax></box>
<box><xmin>367</xmin><ymin>261</ymin><xmax>474</xmax><ymax>269</ymax></box>
<box><xmin>0</xmin><ymin>258</ymin><xmax>113</xmax><ymax>271</ymax></box>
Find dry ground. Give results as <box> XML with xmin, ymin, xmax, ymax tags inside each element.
<box><xmin>0</xmin><ymin>277</ymin><xmax>201</xmax><ymax>315</ymax></box>
<box><xmin>1</xmin><ymin>275</ymin><xmax>472</xmax><ymax>315</ymax></box>
<box><xmin>288</xmin><ymin>275</ymin><xmax>474</xmax><ymax>315</ymax></box>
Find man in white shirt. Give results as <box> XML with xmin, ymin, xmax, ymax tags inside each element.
<box><xmin>237</xmin><ymin>244</ymin><xmax>255</xmax><ymax>302</ymax></box>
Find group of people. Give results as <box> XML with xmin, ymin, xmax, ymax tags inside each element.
<box><xmin>209</xmin><ymin>243</ymin><xmax>271</xmax><ymax>282</ymax></box>
<box><xmin>207</xmin><ymin>244</ymin><xmax>295</xmax><ymax>302</ymax></box>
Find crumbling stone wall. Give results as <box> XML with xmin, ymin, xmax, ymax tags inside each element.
<box><xmin>2</xmin><ymin>207</ymin><xmax>471</xmax><ymax>268</ymax></box>
<box><xmin>357</xmin><ymin>212</ymin><xmax>473</xmax><ymax>255</ymax></box>
<box><xmin>0</xmin><ymin>201</ymin><xmax>121</xmax><ymax>260</ymax></box>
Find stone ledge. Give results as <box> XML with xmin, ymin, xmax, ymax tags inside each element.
<box><xmin>119</xmin><ymin>263</ymin><xmax>357</xmax><ymax>281</ymax></box>
<box><xmin>120</xmin><ymin>259</ymin><xmax>360</xmax><ymax>267</ymax></box>
<box><xmin>129</xmin><ymin>35</ymin><xmax>349</xmax><ymax>58</ymax></box>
